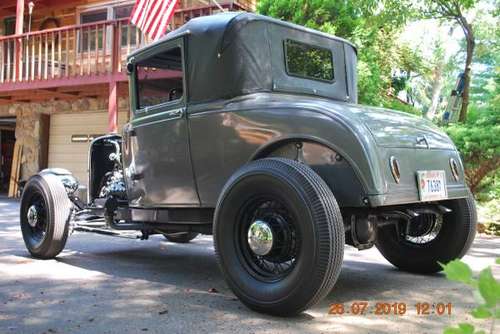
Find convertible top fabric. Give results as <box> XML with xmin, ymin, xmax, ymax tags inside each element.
<box><xmin>129</xmin><ymin>12</ymin><xmax>358</xmax><ymax>104</ymax></box>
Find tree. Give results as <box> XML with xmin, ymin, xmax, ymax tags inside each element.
<box><xmin>446</xmin><ymin>107</ymin><xmax>500</xmax><ymax>194</ymax></box>
<box><xmin>448</xmin><ymin>4</ymin><xmax>500</xmax><ymax>195</ymax></box>
<box><xmin>422</xmin><ymin>0</ymin><xmax>477</xmax><ymax>122</ymax></box>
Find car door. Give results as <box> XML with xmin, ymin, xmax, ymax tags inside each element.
<box><xmin>122</xmin><ymin>37</ymin><xmax>199</xmax><ymax>208</ymax></box>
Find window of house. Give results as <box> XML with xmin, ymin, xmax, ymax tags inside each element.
<box><xmin>114</xmin><ymin>5</ymin><xmax>138</xmax><ymax>47</ymax></box>
<box><xmin>136</xmin><ymin>47</ymin><xmax>184</xmax><ymax>110</ymax></box>
<box><xmin>79</xmin><ymin>10</ymin><xmax>107</xmax><ymax>51</ymax></box>
<box><xmin>284</xmin><ymin>39</ymin><xmax>334</xmax><ymax>82</ymax></box>
<box><xmin>4</xmin><ymin>17</ymin><xmax>16</xmax><ymax>35</ymax></box>
<box><xmin>2</xmin><ymin>18</ymin><xmax>16</xmax><ymax>68</ymax></box>
<box><xmin>79</xmin><ymin>2</ymin><xmax>137</xmax><ymax>51</ymax></box>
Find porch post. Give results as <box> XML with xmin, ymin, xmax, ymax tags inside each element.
<box><xmin>15</xmin><ymin>0</ymin><xmax>25</xmax><ymax>81</ymax></box>
<box><xmin>108</xmin><ymin>21</ymin><xmax>119</xmax><ymax>133</ymax></box>
<box><xmin>108</xmin><ymin>80</ymin><xmax>118</xmax><ymax>133</ymax></box>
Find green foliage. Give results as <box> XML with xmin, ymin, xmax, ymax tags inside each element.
<box><xmin>478</xmin><ymin>268</ymin><xmax>500</xmax><ymax>307</ymax></box>
<box><xmin>442</xmin><ymin>4</ymin><xmax>499</xmax><ymax>199</ymax></box>
<box><xmin>382</xmin><ymin>98</ymin><xmax>420</xmax><ymax>116</ymax></box>
<box><xmin>446</xmin><ymin>108</ymin><xmax>500</xmax><ymax>164</ymax></box>
<box><xmin>443</xmin><ymin>323</ymin><xmax>475</xmax><ymax>334</ymax></box>
<box><xmin>420</xmin><ymin>0</ymin><xmax>478</xmax><ymax>19</ymax></box>
<box><xmin>441</xmin><ymin>259</ymin><xmax>474</xmax><ymax>285</ymax></box>
<box><xmin>441</xmin><ymin>259</ymin><xmax>500</xmax><ymax>334</ymax></box>
<box><xmin>445</xmin><ymin>105</ymin><xmax>500</xmax><ymax>194</ymax></box>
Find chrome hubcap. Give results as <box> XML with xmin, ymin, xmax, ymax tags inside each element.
<box><xmin>27</xmin><ymin>205</ymin><xmax>39</xmax><ymax>228</ymax></box>
<box><xmin>247</xmin><ymin>220</ymin><xmax>274</xmax><ymax>256</ymax></box>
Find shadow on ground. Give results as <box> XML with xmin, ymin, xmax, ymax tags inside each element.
<box><xmin>1</xmin><ymin>198</ymin><xmax>498</xmax><ymax>334</ymax></box>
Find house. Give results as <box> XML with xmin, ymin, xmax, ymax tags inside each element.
<box><xmin>0</xmin><ymin>0</ymin><xmax>256</xmax><ymax>194</ymax></box>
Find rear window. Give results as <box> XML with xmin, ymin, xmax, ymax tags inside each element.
<box><xmin>284</xmin><ymin>39</ymin><xmax>334</xmax><ymax>82</ymax></box>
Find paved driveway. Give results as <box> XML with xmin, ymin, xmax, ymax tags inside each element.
<box><xmin>0</xmin><ymin>197</ymin><xmax>498</xmax><ymax>334</ymax></box>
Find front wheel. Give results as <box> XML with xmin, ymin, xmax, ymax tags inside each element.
<box><xmin>376</xmin><ymin>192</ymin><xmax>477</xmax><ymax>274</ymax></box>
<box><xmin>214</xmin><ymin>158</ymin><xmax>344</xmax><ymax>316</ymax></box>
<box><xmin>20</xmin><ymin>173</ymin><xmax>72</xmax><ymax>259</ymax></box>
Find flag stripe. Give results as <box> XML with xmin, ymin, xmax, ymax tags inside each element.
<box><xmin>130</xmin><ymin>0</ymin><xmax>178</xmax><ymax>41</ymax></box>
<box><xmin>148</xmin><ymin>0</ymin><xmax>171</xmax><ymax>39</ymax></box>
<box><xmin>153</xmin><ymin>1</ymin><xmax>177</xmax><ymax>40</ymax></box>
<box><xmin>143</xmin><ymin>0</ymin><xmax>165</xmax><ymax>33</ymax></box>
<box><xmin>131</xmin><ymin>0</ymin><xmax>147</xmax><ymax>24</ymax></box>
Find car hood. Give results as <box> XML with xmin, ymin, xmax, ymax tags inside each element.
<box><xmin>321</xmin><ymin>102</ymin><xmax>456</xmax><ymax>150</ymax></box>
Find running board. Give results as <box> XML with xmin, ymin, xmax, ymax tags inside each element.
<box><xmin>72</xmin><ymin>226</ymin><xmax>145</xmax><ymax>239</ymax></box>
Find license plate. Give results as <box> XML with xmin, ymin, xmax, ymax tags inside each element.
<box><xmin>417</xmin><ymin>170</ymin><xmax>448</xmax><ymax>201</ymax></box>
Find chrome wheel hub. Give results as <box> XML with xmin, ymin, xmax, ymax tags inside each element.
<box><xmin>247</xmin><ymin>220</ymin><xmax>274</xmax><ymax>256</ymax></box>
<box><xmin>27</xmin><ymin>205</ymin><xmax>39</xmax><ymax>228</ymax></box>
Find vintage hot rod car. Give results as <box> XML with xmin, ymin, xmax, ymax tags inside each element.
<box><xmin>20</xmin><ymin>12</ymin><xmax>476</xmax><ymax>316</ymax></box>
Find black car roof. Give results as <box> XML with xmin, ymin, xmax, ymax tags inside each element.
<box><xmin>129</xmin><ymin>12</ymin><xmax>356</xmax><ymax>58</ymax></box>
<box><xmin>129</xmin><ymin>12</ymin><xmax>358</xmax><ymax>104</ymax></box>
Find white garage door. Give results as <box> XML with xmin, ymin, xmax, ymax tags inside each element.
<box><xmin>48</xmin><ymin>111</ymin><xmax>128</xmax><ymax>186</ymax></box>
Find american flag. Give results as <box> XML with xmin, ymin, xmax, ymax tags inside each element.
<box><xmin>130</xmin><ymin>0</ymin><xmax>179</xmax><ymax>41</ymax></box>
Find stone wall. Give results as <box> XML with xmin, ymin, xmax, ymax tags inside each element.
<box><xmin>0</xmin><ymin>97</ymin><xmax>130</xmax><ymax>182</ymax></box>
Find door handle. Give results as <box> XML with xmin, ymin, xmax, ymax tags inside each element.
<box><xmin>167</xmin><ymin>108</ymin><xmax>184</xmax><ymax>118</ymax></box>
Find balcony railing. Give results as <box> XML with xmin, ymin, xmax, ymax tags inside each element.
<box><xmin>0</xmin><ymin>18</ymin><xmax>148</xmax><ymax>84</ymax></box>
<box><xmin>0</xmin><ymin>3</ymin><xmax>253</xmax><ymax>88</ymax></box>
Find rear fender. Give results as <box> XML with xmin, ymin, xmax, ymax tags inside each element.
<box><xmin>252</xmin><ymin>139</ymin><xmax>367</xmax><ymax>207</ymax></box>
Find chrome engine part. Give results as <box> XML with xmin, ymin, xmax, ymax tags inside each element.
<box><xmin>99</xmin><ymin>169</ymin><xmax>126</xmax><ymax>198</ymax></box>
<box><xmin>97</xmin><ymin>138</ymin><xmax>127</xmax><ymax>200</ymax></box>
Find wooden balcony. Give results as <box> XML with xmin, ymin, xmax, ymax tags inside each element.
<box><xmin>0</xmin><ymin>18</ymin><xmax>147</xmax><ymax>94</ymax></box>
<box><xmin>0</xmin><ymin>1</ymin><xmax>253</xmax><ymax>99</ymax></box>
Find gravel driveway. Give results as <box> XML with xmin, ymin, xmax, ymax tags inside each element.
<box><xmin>0</xmin><ymin>196</ymin><xmax>498</xmax><ymax>334</ymax></box>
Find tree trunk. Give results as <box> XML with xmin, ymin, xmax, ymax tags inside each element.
<box><xmin>458</xmin><ymin>22</ymin><xmax>475</xmax><ymax>122</ymax></box>
<box><xmin>465</xmin><ymin>157</ymin><xmax>500</xmax><ymax>194</ymax></box>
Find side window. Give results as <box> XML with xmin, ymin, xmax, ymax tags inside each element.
<box><xmin>136</xmin><ymin>46</ymin><xmax>184</xmax><ymax>110</ymax></box>
<box><xmin>284</xmin><ymin>39</ymin><xmax>334</xmax><ymax>82</ymax></box>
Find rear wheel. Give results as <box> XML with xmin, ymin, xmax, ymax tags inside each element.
<box><xmin>214</xmin><ymin>158</ymin><xmax>344</xmax><ymax>316</ymax></box>
<box><xmin>376</xmin><ymin>192</ymin><xmax>477</xmax><ymax>274</ymax></box>
<box><xmin>20</xmin><ymin>174</ymin><xmax>72</xmax><ymax>259</ymax></box>
<box><xmin>163</xmin><ymin>232</ymin><xmax>199</xmax><ymax>243</ymax></box>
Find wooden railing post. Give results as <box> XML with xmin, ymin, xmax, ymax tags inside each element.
<box><xmin>108</xmin><ymin>21</ymin><xmax>120</xmax><ymax>133</ymax></box>
<box><xmin>111</xmin><ymin>22</ymin><xmax>120</xmax><ymax>74</ymax></box>
<box><xmin>13</xmin><ymin>0</ymin><xmax>25</xmax><ymax>82</ymax></box>
<box><xmin>108</xmin><ymin>80</ymin><xmax>118</xmax><ymax>133</ymax></box>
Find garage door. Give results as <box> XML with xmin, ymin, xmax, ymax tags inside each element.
<box><xmin>48</xmin><ymin>111</ymin><xmax>128</xmax><ymax>186</ymax></box>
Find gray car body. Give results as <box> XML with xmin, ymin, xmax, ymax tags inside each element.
<box><xmin>122</xmin><ymin>12</ymin><xmax>468</xmax><ymax>210</ymax></box>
